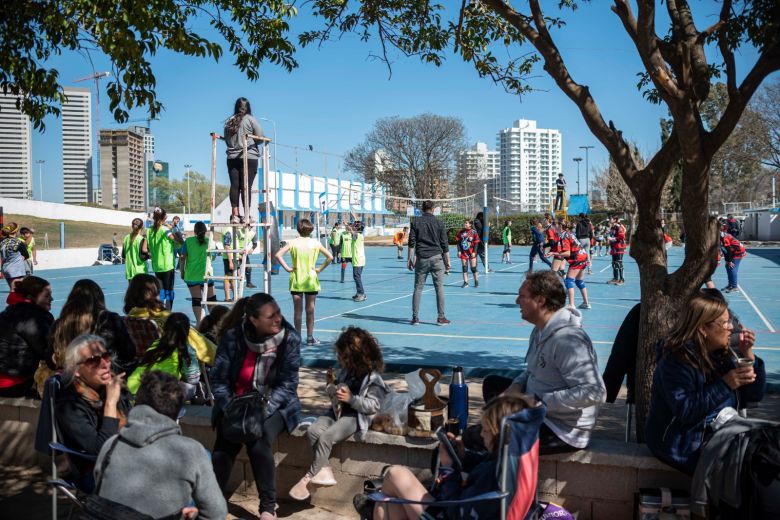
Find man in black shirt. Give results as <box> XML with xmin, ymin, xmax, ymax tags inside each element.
<box><xmin>408</xmin><ymin>200</ymin><xmax>451</xmax><ymax>325</ymax></box>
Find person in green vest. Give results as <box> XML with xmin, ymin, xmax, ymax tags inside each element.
<box><xmin>350</xmin><ymin>221</ymin><xmax>367</xmax><ymax>302</ymax></box>
<box><xmin>127</xmin><ymin>312</ymin><xmax>200</xmax><ymax>400</ymax></box>
<box><xmin>147</xmin><ymin>208</ymin><xmax>182</xmax><ymax>310</ymax></box>
<box><xmin>275</xmin><ymin>218</ymin><xmax>333</xmax><ymax>345</ymax></box>
<box><xmin>329</xmin><ymin>223</ymin><xmax>342</xmax><ymax>263</ymax></box>
<box><xmin>179</xmin><ymin>222</ymin><xmax>217</xmax><ymax>324</ymax></box>
<box><xmin>339</xmin><ymin>223</ymin><xmax>353</xmax><ymax>283</ymax></box>
<box><xmin>502</xmin><ymin>220</ymin><xmax>513</xmax><ymax>264</ymax></box>
<box><xmin>122</xmin><ymin>218</ymin><xmax>149</xmax><ymax>282</ymax></box>
<box><xmin>20</xmin><ymin>227</ymin><xmax>37</xmax><ymax>274</ymax></box>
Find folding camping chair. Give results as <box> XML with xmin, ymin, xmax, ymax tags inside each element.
<box><xmin>368</xmin><ymin>405</ymin><xmax>546</xmax><ymax>520</ymax></box>
<box><xmin>35</xmin><ymin>374</ymin><xmax>99</xmax><ymax>520</ymax></box>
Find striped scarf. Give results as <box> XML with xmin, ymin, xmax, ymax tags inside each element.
<box><xmin>242</xmin><ymin>320</ymin><xmax>285</xmax><ymax>393</ymax></box>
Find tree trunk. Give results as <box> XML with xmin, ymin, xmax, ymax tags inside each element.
<box><xmin>631</xmin><ymin>159</ymin><xmax>718</xmax><ymax>441</ymax></box>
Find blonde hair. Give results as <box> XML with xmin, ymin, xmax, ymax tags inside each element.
<box><xmin>663</xmin><ymin>291</ymin><xmax>728</xmax><ymax>374</ymax></box>
<box><xmin>481</xmin><ymin>395</ymin><xmax>530</xmax><ymax>453</ymax></box>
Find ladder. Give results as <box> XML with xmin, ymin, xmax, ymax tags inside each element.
<box><xmin>550</xmin><ymin>187</ymin><xmax>568</xmax><ymax>220</ymax></box>
<box><xmin>203</xmin><ymin>131</ymin><xmax>274</xmax><ymax>309</ymax></box>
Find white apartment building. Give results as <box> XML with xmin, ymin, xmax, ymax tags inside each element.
<box><xmin>497</xmin><ymin>119</ymin><xmax>562</xmax><ymax>213</ymax></box>
<box><xmin>62</xmin><ymin>87</ymin><xmax>93</xmax><ymax>203</ymax></box>
<box><xmin>456</xmin><ymin>142</ymin><xmax>499</xmax><ymax>194</ymax></box>
<box><xmin>0</xmin><ymin>92</ymin><xmax>32</xmax><ymax>199</ymax></box>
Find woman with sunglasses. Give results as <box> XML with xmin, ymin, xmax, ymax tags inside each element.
<box><xmin>0</xmin><ymin>276</ymin><xmax>54</xmax><ymax>397</ymax></box>
<box><xmin>55</xmin><ymin>334</ymin><xmax>131</xmax><ymax>491</ymax></box>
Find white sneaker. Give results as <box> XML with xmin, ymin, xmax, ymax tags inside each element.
<box><xmin>310</xmin><ymin>466</ymin><xmax>338</xmax><ymax>486</ymax></box>
<box><xmin>289</xmin><ymin>475</ymin><xmax>311</xmax><ymax>501</ymax></box>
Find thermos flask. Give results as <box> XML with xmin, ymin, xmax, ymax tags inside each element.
<box><xmin>448</xmin><ymin>366</ymin><xmax>468</xmax><ymax>432</ymax></box>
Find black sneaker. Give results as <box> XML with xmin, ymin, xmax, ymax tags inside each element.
<box><xmin>353</xmin><ymin>294</ymin><xmax>367</xmax><ymax>302</ymax></box>
<box><xmin>410</xmin><ymin>317</ymin><xmax>420</xmax><ymax>326</ymax></box>
<box><xmin>461</xmin><ymin>281</ymin><xmax>468</xmax><ymax>288</ymax></box>
<box><xmin>353</xmin><ymin>493</ymin><xmax>374</xmax><ymax>520</ymax></box>
<box><xmin>474</xmin><ymin>279</ymin><xmax>479</xmax><ymax>287</ymax></box>
<box><xmin>246</xmin><ymin>282</ymin><xmax>257</xmax><ymax>289</ymax></box>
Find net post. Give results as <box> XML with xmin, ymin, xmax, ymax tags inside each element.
<box><xmin>483</xmin><ymin>184</ymin><xmax>489</xmax><ymax>275</ymax></box>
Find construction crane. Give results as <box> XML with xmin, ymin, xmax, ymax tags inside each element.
<box><xmin>74</xmin><ymin>71</ymin><xmax>110</xmax><ymax>203</ymax></box>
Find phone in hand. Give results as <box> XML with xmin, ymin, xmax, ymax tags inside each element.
<box><xmin>436</xmin><ymin>427</ymin><xmax>462</xmax><ymax>472</ymax></box>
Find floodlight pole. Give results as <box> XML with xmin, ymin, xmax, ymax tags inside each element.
<box><xmin>483</xmin><ymin>183</ymin><xmax>489</xmax><ymax>275</ymax></box>
<box><xmin>573</xmin><ymin>157</ymin><xmax>582</xmax><ymax>195</ymax></box>
<box><xmin>35</xmin><ymin>160</ymin><xmax>45</xmax><ymax>200</ymax></box>
<box><xmin>579</xmin><ymin>146</ymin><xmax>594</xmax><ymax>200</ymax></box>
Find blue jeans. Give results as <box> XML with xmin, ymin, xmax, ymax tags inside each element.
<box><xmin>353</xmin><ymin>265</ymin><xmax>364</xmax><ymax>295</ymax></box>
<box><xmin>529</xmin><ymin>244</ymin><xmax>552</xmax><ymax>270</ymax></box>
<box><xmin>412</xmin><ymin>255</ymin><xmax>446</xmax><ymax>319</ymax></box>
<box><xmin>726</xmin><ymin>257</ymin><xmax>741</xmax><ymax>288</ymax></box>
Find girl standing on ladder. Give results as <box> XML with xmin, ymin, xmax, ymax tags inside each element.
<box><xmin>224</xmin><ymin>97</ymin><xmax>264</xmax><ymax>225</ymax></box>
<box><xmin>147</xmin><ymin>208</ymin><xmax>182</xmax><ymax>310</ymax></box>
<box><xmin>275</xmin><ymin>219</ymin><xmax>333</xmax><ymax>345</ymax></box>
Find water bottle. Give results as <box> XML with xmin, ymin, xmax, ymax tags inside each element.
<box><xmin>448</xmin><ymin>366</ymin><xmax>469</xmax><ymax>432</ymax></box>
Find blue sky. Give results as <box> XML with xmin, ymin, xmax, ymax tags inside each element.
<box><xmin>30</xmin><ymin>1</ymin><xmax>771</xmax><ymax>203</ymax></box>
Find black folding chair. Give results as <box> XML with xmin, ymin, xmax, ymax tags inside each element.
<box><xmin>35</xmin><ymin>375</ymin><xmax>98</xmax><ymax>520</ymax></box>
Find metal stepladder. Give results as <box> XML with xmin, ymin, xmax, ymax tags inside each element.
<box><xmin>550</xmin><ymin>186</ymin><xmax>568</xmax><ymax>220</ymax></box>
<box><xmin>203</xmin><ymin>131</ymin><xmax>274</xmax><ymax>309</ymax></box>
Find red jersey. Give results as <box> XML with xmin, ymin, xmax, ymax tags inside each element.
<box><xmin>609</xmin><ymin>224</ymin><xmax>626</xmax><ymax>255</ymax></box>
<box><xmin>561</xmin><ymin>232</ymin><xmax>588</xmax><ymax>269</ymax></box>
<box><xmin>720</xmin><ymin>233</ymin><xmax>746</xmax><ymax>261</ymax></box>
<box><xmin>456</xmin><ymin>228</ymin><xmax>480</xmax><ymax>260</ymax></box>
<box><xmin>546</xmin><ymin>225</ymin><xmax>560</xmax><ymax>253</ymax></box>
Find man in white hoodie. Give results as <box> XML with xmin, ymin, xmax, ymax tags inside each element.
<box><xmin>481</xmin><ymin>270</ymin><xmax>606</xmax><ymax>454</ymax></box>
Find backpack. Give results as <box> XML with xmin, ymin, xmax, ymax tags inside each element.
<box><xmin>576</xmin><ymin>220</ymin><xmax>591</xmax><ymax>238</ymax></box>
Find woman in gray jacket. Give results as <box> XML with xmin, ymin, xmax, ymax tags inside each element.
<box><xmin>289</xmin><ymin>326</ymin><xmax>388</xmax><ymax>501</ymax></box>
<box><xmin>224</xmin><ymin>97</ymin><xmax>264</xmax><ymax>224</ymax></box>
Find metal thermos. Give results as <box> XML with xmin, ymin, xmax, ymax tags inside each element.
<box><xmin>448</xmin><ymin>366</ymin><xmax>468</xmax><ymax>431</ymax></box>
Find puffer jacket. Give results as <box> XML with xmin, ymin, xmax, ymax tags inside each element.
<box><xmin>645</xmin><ymin>341</ymin><xmax>766</xmax><ymax>474</ymax></box>
<box><xmin>0</xmin><ymin>301</ymin><xmax>54</xmax><ymax>379</ymax></box>
<box><xmin>211</xmin><ymin>319</ymin><xmax>301</xmax><ymax>432</ymax></box>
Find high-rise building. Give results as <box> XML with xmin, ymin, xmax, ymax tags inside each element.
<box><xmin>0</xmin><ymin>92</ymin><xmax>32</xmax><ymax>199</ymax></box>
<box><xmin>130</xmin><ymin>125</ymin><xmax>154</xmax><ymax>210</ymax></box>
<box><xmin>456</xmin><ymin>142</ymin><xmax>499</xmax><ymax>196</ymax></box>
<box><xmin>61</xmin><ymin>87</ymin><xmax>94</xmax><ymax>204</ymax></box>
<box><xmin>100</xmin><ymin>129</ymin><xmax>146</xmax><ymax>211</ymax></box>
<box><xmin>497</xmin><ymin>119</ymin><xmax>562</xmax><ymax>213</ymax></box>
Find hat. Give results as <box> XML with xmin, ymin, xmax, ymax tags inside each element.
<box><xmin>2</xmin><ymin>222</ymin><xmax>19</xmax><ymax>235</ymax></box>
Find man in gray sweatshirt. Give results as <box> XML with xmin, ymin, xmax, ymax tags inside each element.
<box><xmin>489</xmin><ymin>270</ymin><xmax>606</xmax><ymax>454</ymax></box>
<box><xmin>94</xmin><ymin>371</ymin><xmax>227</xmax><ymax>520</ymax></box>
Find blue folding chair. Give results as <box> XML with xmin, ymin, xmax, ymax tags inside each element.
<box><xmin>34</xmin><ymin>374</ymin><xmax>98</xmax><ymax>520</ymax></box>
<box><xmin>369</xmin><ymin>405</ymin><xmax>546</xmax><ymax>520</ymax></box>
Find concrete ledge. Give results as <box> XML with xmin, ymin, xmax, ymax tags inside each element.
<box><xmin>1</xmin><ymin>397</ymin><xmax>690</xmax><ymax>518</ymax></box>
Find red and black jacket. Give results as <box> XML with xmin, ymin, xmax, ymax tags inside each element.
<box><xmin>610</xmin><ymin>224</ymin><xmax>626</xmax><ymax>255</ymax></box>
<box><xmin>720</xmin><ymin>233</ymin><xmax>746</xmax><ymax>262</ymax></box>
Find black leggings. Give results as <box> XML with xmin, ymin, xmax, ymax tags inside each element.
<box><xmin>212</xmin><ymin>410</ymin><xmax>285</xmax><ymax>514</ymax></box>
<box><xmin>227</xmin><ymin>157</ymin><xmax>259</xmax><ymax>209</ymax></box>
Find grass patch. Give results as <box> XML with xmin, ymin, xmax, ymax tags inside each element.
<box><xmin>3</xmin><ymin>214</ymin><xmax>130</xmax><ymax>249</ymax></box>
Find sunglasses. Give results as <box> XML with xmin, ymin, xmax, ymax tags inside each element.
<box><xmin>78</xmin><ymin>351</ymin><xmax>111</xmax><ymax>367</ymax></box>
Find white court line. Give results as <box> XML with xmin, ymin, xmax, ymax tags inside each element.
<box><xmin>43</xmin><ymin>271</ymin><xmax>120</xmax><ymax>280</ymax></box>
<box><xmin>737</xmin><ymin>284</ymin><xmax>777</xmax><ymax>333</ymax></box>
<box><xmin>315</xmin><ymin>261</ymin><xmax>525</xmax><ymax>323</ymax></box>
<box><xmin>315</xmin><ymin>328</ymin><xmax>780</xmax><ymax>352</ymax></box>
<box><xmin>599</xmin><ymin>263</ymin><xmax>612</xmax><ymax>273</ymax></box>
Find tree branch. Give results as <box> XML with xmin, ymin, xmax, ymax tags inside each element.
<box><xmin>632</xmin><ymin>0</ymin><xmax>685</xmax><ymax>105</ymax></box>
<box><xmin>481</xmin><ymin>0</ymin><xmax>636</xmax><ymax>177</ymax></box>
<box><xmin>707</xmin><ymin>43</ymin><xmax>780</xmax><ymax>156</ymax></box>
<box><xmin>716</xmin><ymin>0</ymin><xmax>737</xmax><ymax>97</ymax></box>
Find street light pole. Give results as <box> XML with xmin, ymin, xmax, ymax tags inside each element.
<box><xmin>184</xmin><ymin>164</ymin><xmax>192</xmax><ymax>221</ymax></box>
<box><xmin>573</xmin><ymin>157</ymin><xmax>582</xmax><ymax>195</ymax></box>
<box><xmin>35</xmin><ymin>160</ymin><xmax>45</xmax><ymax>201</ymax></box>
<box><xmin>579</xmin><ymin>145</ymin><xmax>594</xmax><ymax>200</ymax></box>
